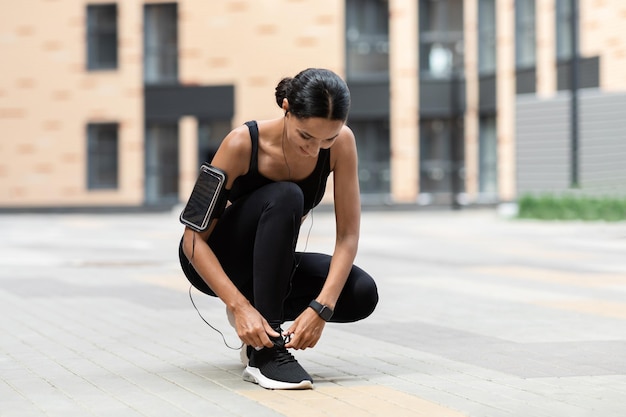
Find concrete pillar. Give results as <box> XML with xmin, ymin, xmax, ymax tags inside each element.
<box><xmin>179</xmin><ymin>116</ymin><xmax>198</xmax><ymax>202</ymax></box>
<box><xmin>389</xmin><ymin>0</ymin><xmax>419</xmax><ymax>202</ymax></box>
<box><xmin>537</xmin><ymin>0</ymin><xmax>557</xmax><ymax>97</ymax></box>
<box><xmin>496</xmin><ymin>0</ymin><xmax>517</xmax><ymax>201</ymax></box>
<box><xmin>464</xmin><ymin>0</ymin><xmax>480</xmax><ymax>201</ymax></box>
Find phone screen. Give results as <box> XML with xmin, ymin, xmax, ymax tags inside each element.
<box><xmin>180</xmin><ymin>166</ymin><xmax>224</xmax><ymax>231</ymax></box>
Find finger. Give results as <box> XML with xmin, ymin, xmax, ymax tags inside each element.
<box><xmin>263</xmin><ymin>321</ymin><xmax>280</xmax><ymax>337</ymax></box>
<box><xmin>284</xmin><ymin>332</ymin><xmax>299</xmax><ymax>349</ymax></box>
<box><xmin>289</xmin><ymin>333</ymin><xmax>311</xmax><ymax>350</ymax></box>
<box><xmin>245</xmin><ymin>333</ymin><xmax>265</xmax><ymax>349</ymax></box>
<box><xmin>260</xmin><ymin>333</ymin><xmax>274</xmax><ymax>348</ymax></box>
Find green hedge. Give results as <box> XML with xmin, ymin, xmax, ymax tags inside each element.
<box><xmin>517</xmin><ymin>194</ymin><xmax>626</xmax><ymax>221</ymax></box>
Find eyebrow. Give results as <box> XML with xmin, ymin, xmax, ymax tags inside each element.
<box><xmin>297</xmin><ymin>129</ymin><xmax>339</xmax><ymax>141</ymax></box>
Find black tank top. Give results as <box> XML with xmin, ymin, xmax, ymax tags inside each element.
<box><xmin>229</xmin><ymin>121</ymin><xmax>331</xmax><ymax>213</ymax></box>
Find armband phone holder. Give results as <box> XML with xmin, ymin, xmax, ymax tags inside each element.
<box><xmin>179</xmin><ymin>164</ymin><xmax>228</xmax><ymax>232</ymax></box>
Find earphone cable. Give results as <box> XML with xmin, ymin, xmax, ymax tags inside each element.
<box><xmin>188</xmin><ymin>284</ymin><xmax>243</xmax><ymax>351</ymax></box>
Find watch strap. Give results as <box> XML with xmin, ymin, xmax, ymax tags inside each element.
<box><xmin>308</xmin><ymin>300</ymin><xmax>334</xmax><ymax>321</ymax></box>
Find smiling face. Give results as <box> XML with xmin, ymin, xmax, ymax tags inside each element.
<box><xmin>284</xmin><ymin>113</ymin><xmax>344</xmax><ymax>158</ymax></box>
<box><xmin>282</xmin><ymin>98</ymin><xmax>345</xmax><ymax>158</ymax></box>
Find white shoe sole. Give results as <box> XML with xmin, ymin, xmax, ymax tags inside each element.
<box><xmin>243</xmin><ymin>366</ymin><xmax>313</xmax><ymax>390</ymax></box>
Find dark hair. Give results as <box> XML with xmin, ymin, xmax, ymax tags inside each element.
<box><xmin>275</xmin><ymin>68</ymin><xmax>351</xmax><ymax>121</ymax></box>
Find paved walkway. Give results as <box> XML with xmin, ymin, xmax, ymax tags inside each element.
<box><xmin>1</xmin><ymin>208</ymin><xmax>625</xmax><ymax>417</ymax></box>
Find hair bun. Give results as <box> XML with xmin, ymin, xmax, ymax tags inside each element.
<box><xmin>275</xmin><ymin>77</ymin><xmax>293</xmax><ymax>108</ymax></box>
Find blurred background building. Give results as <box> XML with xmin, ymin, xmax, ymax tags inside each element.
<box><xmin>1</xmin><ymin>0</ymin><xmax>625</xmax><ymax>211</ymax></box>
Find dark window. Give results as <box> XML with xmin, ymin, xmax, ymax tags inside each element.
<box><xmin>478</xmin><ymin>0</ymin><xmax>496</xmax><ymax>74</ymax></box>
<box><xmin>87</xmin><ymin>123</ymin><xmax>119</xmax><ymax>189</ymax></box>
<box><xmin>478</xmin><ymin>116</ymin><xmax>498</xmax><ymax>199</ymax></box>
<box><xmin>515</xmin><ymin>0</ymin><xmax>536</xmax><ymax>68</ymax></box>
<box><xmin>198</xmin><ymin>120</ymin><xmax>231</xmax><ymax>166</ymax></box>
<box><xmin>145</xmin><ymin>123</ymin><xmax>179</xmax><ymax>203</ymax></box>
<box><xmin>556</xmin><ymin>0</ymin><xmax>573</xmax><ymax>61</ymax></box>
<box><xmin>144</xmin><ymin>3</ymin><xmax>178</xmax><ymax>85</ymax></box>
<box><xmin>419</xmin><ymin>118</ymin><xmax>465</xmax><ymax>197</ymax></box>
<box><xmin>348</xmin><ymin>119</ymin><xmax>391</xmax><ymax>197</ymax></box>
<box><xmin>86</xmin><ymin>4</ymin><xmax>118</xmax><ymax>70</ymax></box>
<box><xmin>346</xmin><ymin>0</ymin><xmax>389</xmax><ymax>81</ymax></box>
<box><xmin>419</xmin><ymin>0</ymin><xmax>464</xmax><ymax>79</ymax></box>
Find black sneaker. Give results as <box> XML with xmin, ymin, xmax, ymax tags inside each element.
<box><xmin>242</xmin><ymin>333</ymin><xmax>313</xmax><ymax>390</ymax></box>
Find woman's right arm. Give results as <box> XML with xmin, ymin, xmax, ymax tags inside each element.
<box><xmin>181</xmin><ymin>125</ymin><xmax>278</xmax><ymax>348</ymax></box>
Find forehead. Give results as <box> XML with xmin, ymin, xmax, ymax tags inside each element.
<box><xmin>292</xmin><ymin>117</ymin><xmax>344</xmax><ymax>138</ymax></box>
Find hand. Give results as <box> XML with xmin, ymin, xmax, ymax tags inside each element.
<box><xmin>231</xmin><ymin>304</ymin><xmax>279</xmax><ymax>349</ymax></box>
<box><xmin>284</xmin><ymin>307</ymin><xmax>326</xmax><ymax>350</ymax></box>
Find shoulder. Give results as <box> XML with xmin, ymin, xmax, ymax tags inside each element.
<box><xmin>330</xmin><ymin>125</ymin><xmax>357</xmax><ymax>170</ymax></box>
<box><xmin>339</xmin><ymin>125</ymin><xmax>356</xmax><ymax>146</ymax></box>
<box><xmin>210</xmin><ymin>123</ymin><xmax>253</xmax><ymax>185</ymax></box>
<box><xmin>224</xmin><ymin>123</ymin><xmax>253</xmax><ymax>151</ymax></box>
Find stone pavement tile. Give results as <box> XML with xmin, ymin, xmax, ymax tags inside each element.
<box><xmin>2</xmin><ymin>369</ymin><xmax>99</xmax><ymax>417</ymax></box>
<box><xmin>0</xmin><ymin>378</ymin><xmax>48</xmax><ymax>417</ymax></box>
<box><xmin>381</xmin><ymin>382</ymin><xmax>516</xmax><ymax>417</ymax></box>
<box><xmin>503</xmin><ymin>375</ymin><xmax>626</xmax><ymax>415</ymax></box>
<box><xmin>239</xmin><ymin>384</ymin><xmax>470</xmax><ymax>417</ymax></box>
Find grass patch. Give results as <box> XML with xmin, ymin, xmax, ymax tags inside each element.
<box><xmin>517</xmin><ymin>194</ymin><xmax>626</xmax><ymax>222</ymax></box>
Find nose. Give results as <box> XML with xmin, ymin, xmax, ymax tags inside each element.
<box><xmin>304</xmin><ymin>141</ymin><xmax>321</xmax><ymax>157</ymax></box>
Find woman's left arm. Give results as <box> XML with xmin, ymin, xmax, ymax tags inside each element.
<box><xmin>285</xmin><ymin>126</ymin><xmax>360</xmax><ymax>349</ymax></box>
<box><xmin>315</xmin><ymin>125</ymin><xmax>360</xmax><ymax>309</ymax></box>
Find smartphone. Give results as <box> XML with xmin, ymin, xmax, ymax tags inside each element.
<box><xmin>179</xmin><ymin>164</ymin><xmax>227</xmax><ymax>232</ymax></box>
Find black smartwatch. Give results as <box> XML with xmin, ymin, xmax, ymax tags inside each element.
<box><xmin>308</xmin><ymin>300</ymin><xmax>334</xmax><ymax>321</ymax></box>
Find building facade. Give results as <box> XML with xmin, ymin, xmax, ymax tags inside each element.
<box><xmin>1</xmin><ymin>0</ymin><xmax>625</xmax><ymax>210</ymax></box>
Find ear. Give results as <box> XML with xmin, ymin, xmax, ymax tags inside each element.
<box><xmin>281</xmin><ymin>98</ymin><xmax>289</xmax><ymax>114</ymax></box>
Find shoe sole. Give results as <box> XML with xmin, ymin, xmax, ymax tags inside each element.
<box><xmin>243</xmin><ymin>366</ymin><xmax>313</xmax><ymax>390</ymax></box>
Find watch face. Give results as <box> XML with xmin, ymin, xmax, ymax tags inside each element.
<box><xmin>320</xmin><ymin>306</ymin><xmax>333</xmax><ymax>321</ymax></box>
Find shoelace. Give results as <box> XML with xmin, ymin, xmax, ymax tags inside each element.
<box><xmin>273</xmin><ymin>345</ymin><xmax>297</xmax><ymax>366</ymax></box>
<box><xmin>269</xmin><ymin>334</ymin><xmax>298</xmax><ymax>366</ymax></box>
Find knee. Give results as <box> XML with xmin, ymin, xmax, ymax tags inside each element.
<box><xmin>336</xmin><ymin>268</ymin><xmax>378</xmax><ymax>322</ymax></box>
<box><xmin>262</xmin><ymin>182</ymin><xmax>304</xmax><ymax>216</ymax></box>
<box><xmin>355</xmin><ymin>274</ymin><xmax>379</xmax><ymax>320</ymax></box>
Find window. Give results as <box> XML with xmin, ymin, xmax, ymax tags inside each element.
<box><xmin>515</xmin><ymin>0</ymin><xmax>536</xmax><ymax>68</ymax></box>
<box><xmin>556</xmin><ymin>0</ymin><xmax>573</xmax><ymax>61</ymax></box>
<box><xmin>346</xmin><ymin>0</ymin><xmax>389</xmax><ymax>80</ymax></box>
<box><xmin>348</xmin><ymin>119</ymin><xmax>391</xmax><ymax>196</ymax></box>
<box><xmin>419</xmin><ymin>0</ymin><xmax>465</xmax><ymax>78</ymax></box>
<box><xmin>86</xmin><ymin>4</ymin><xmax>118</xmax><ymax>70</ymax></box>
<box><xmin>87</xmin><ymin>123</ymin><xmax>119</xmax><ymax>189</ymax></box>
<box><xmin>198</xmin><ymin>120</ymin><xmax>231</xmax><ymax>167</ymax></box>
<box><xmin>478</xmin><ymin>116</ymin><xmax>498</xmax><ymax>199</ymax></box>
<box><xmin>478</xmin><ymin>0</ymin><xmax>496</xmax><ymax>74</ymax></box>
<box><xmin>145</xmin><ymin>123</ymin><xmax>179</xmax><ymax>203</ymax></box>
<box><xmin>419</xmin><ymin>118</ymin><xmax>465</xmax><ymax>194</ymax></box>
<box><xmin>144</xmin><ymin>3</ymin><xmax>178</xmax><ymax>85</ymax></box>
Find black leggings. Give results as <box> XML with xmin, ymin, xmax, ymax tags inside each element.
<box><xmin>178</xmin><ymin>182</ymin><xmax>378</xmax><ymax>327</ymax></box>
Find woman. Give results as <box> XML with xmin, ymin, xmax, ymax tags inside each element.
<box><xmin>179</xmin><ymin>68</ymin><xmax>378</xmax><ymax>390</ymax></box>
